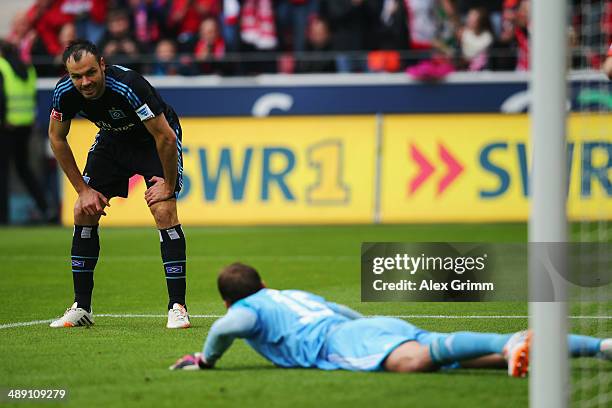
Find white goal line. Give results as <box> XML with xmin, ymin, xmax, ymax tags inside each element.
<box><xmin>1</xmin><ymin>314</ymin><xmax>610</xmax><ymax>330</ymax></box>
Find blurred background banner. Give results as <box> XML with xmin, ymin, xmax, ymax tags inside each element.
<box><xmin>61</xmin><ymin>116</ymin><xmax>377</xmax><ymax>225</ymax></box>
<box><xmin>61</xmin><ymin>113</ymin><xmax>610</xmax><ymax>226</ymax></box>
<box><xmin>36</xmin><ymin>75</ymin><xmax>612</xmax><ymax>117</ymax></box>
<box><xmin>381</xmin><ymin>113</ymin><xmax>612</xmax><ymax>222</ymax></box>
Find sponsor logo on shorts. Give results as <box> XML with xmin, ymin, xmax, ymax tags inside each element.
<box><xmin>136</xmin><ymin>103</ymin><xmax>155</xmax><ymax>121</ymax></box>
<box><xmin>50</xmin><ymin>109</ymin><xmax>63</xmax><ymax>121</ymax></box>
<box><xmin>166</xmin><ymin>266</ymin><xmax>183</xmax><ymax>274</ymax></box>
<box><xmin>108</xmin><ymin>108</ymin><xmax>127</xmax><ymax>120</ymax></box>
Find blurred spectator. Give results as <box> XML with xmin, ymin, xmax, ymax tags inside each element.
<box><xmin>38</xmin><ymin>22</ymin><xmax>77</xmax><ymax>76</ymax></box>
<box><xmin>275</xmin><ymin>0</ymin><xmax>319</xmax><ymax>52</ymax></box>
<box><xmin>319</xmin><ymin>0</ymin><xmax>374</xmax><ymax>72</ymax></box>
<box><xmin>4</xmin><ymin>0</ymin><xmax>609</xmax><ymax>76</ymax></box>
<box><xmin>296</xmin><ymin>17</ymin><xmax>336</xmax><ymax>73</ymax></box>
<box><xmin>238</xmin><ymin>0</ymin><xmax>278</xmax><ymax>74</ymax></box>
<box><xmin>27</xmin><ymin>0</ymin><xmax>74</xmax><ymax>58</ymax></box>
<box><xmin>169</xmin><ymin>0</ymin><xmax>221</xmax><ymax>49</ymax></box>
<box><xmin>150</xmin><ymin>39</ymin><xmax>195</xmax><ymax>75</ymax></box>
<box><xmin>0</xmin><ymin>41</ymin><xmax>51</xmax><ymax>224</ymax></box>
<box><xmin>193</xmin><ymin>17</ymin><xmax>226</xmax><ymax>74</ymax></box>
<box><xmin>458</xmin><ymin>7</ymin><xmax>493</xmax><ymax>71</ymax></box>
<box><xmin>58</xmin><ymin>23</ymin><xmax>78</xmax><ymax>59</ymax></box>
<box><xmin>488</xmin><ymin>0</ymin><xmax>522</xmax><ymax>71</ymax></box>
<box><xmin>240</xmin><ymin>0</ymin><xmax>278</xmax><ymax>50</ymax></box>
<box><xmin>371</xmin><ymin>0</ymin><xmax>409</xmax><ymax>50</ymax></box>
<box><xmin>6</xmin><ymin>11</ymin><xmax>38</xmax><ymax>64</ymax></box>
<box><xmin>61</xmin><ymin>0</ymin><xmax>108</xmax><ymax>44</ymax></box>
<box><xmin>452</xmin><ymin>1</ymin><xmax>503</xmax><ymax>35</ymax></box>
<box><xmin>98</xmin><ymin>8</ymin><xmax>142</xmax><ymax>69</ymax></box>
<box><xmin>367</xmin><ymin>0</ymin><xmax>410</xmax><ymax>72</ymax></box>
<box><xmin>572</xmin><ymin>0</ymin><xmax>611</xmax><ymax>69</ymax></box>
<box><xmin>404</xmin><ymin>0</ymin><xmax>438</xmax><ymax>50</ymax></box>
<box><xmin>221</xmin><ymin>0</ymin><xmax>241</xmax><ymax>52</ymax></box>
<box><xmin>513</xmin><ymin>0</ymin><xmax>529</xmax><ymax>71</ymax></box>
<box><xmin>128</xmin><ymin>0</ymin><xmax>171</xmax><ymax>47</ymax></box>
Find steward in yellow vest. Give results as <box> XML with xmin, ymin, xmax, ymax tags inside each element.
<box><xmin>0</xmin><ymin>40</ymin><xmax>50</xmax><ymax>224</ymax></box>
<box><xmin>0</xmin><ymin>55</ymin><xmax>36</xmax><ymax>127</ymax></box>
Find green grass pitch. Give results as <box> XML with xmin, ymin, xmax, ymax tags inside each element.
<box><xmin>0</xmin><ymin>224</ymin><xmax>609</xmax><ymax>407</ymax></box>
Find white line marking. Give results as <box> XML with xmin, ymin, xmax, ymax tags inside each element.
<box><xmin>0</xmin><ymin>255</ymin><xmax>354</xmax><ymax>262</ymax></box>
<box><xmin>0</xmin><ymin>319</ymin><xmax>53</xmax><ymax>329</ymax></box>
<box><xmin>1</xmin><ymin>314</ymin><xmax>610</xmax><ymax>330</ymax></box>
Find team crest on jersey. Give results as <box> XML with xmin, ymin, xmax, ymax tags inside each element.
<box><xmin>108</xmin><ymin>108</ymin><xmax>127</xmax><ymax>120</ymax></box>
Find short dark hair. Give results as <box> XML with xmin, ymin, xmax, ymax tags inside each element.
<box><xmin>218</xmin><ymin>263</ymin><xmax>264</xmax><ymax>304</ymax></box>
<box><xmin>62</xmin><ymin>40</ymin><xmax>101</xmax><ymax>66</ymax></box>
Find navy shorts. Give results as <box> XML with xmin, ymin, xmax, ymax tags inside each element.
<box><xmin>82</xmin><ymin>124</ymin><xmax>183</xmax><ymax>199</ymax></box>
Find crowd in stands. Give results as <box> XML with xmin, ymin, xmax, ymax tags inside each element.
<box><xmin>5</xmin><ymin>0</ymin><xmax>612</xmax><ymax>77</ymax></box>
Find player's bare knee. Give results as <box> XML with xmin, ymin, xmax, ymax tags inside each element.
<box><xmin>150</xmin><ymin>204</ymin><xmax>178</xmax><ymax>228</ymax></box>
<box><xmin>387</xmin><ymin>357</ymin><xmax>432</xmax><ymax>373</ymax></box>
<box><xmin>384</xmin><ymin>342</ymin><xmax>434</xmax><ymax>373</ymax></box>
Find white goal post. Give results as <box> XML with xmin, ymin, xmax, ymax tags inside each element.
<box><xmin>529</xmin><ymin>1</ymin><xmax>569</xmax><ymax>408</ymax></box>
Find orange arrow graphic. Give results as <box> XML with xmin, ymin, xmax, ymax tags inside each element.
<box><xmin>408</xmin><ymin>144</ymin><xmax>434</xmax><ymax>195</ymax></box>
<box><xmin>437</xmin><ymin>144</ymin><xmax>464</xmax><ymax>195</ymax></box>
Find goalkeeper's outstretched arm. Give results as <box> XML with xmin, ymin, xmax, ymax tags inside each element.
<box><xmin>203</xmin><ymin>307</ymin><xmax>257</xmax><ymax>366</ymax></box>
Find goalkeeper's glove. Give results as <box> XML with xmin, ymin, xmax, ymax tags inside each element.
<box><xmin>169</xmin><ymin>352</ymin><xmax>213</xmax><ymax>370</ymax></box>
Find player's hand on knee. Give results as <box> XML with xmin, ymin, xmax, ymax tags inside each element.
<box><xmin>169</xmin><ymin>353</ymin><xmax>213</xmax><ymax>370</ymax></box>
<box><xmin>145</xmin><ymin>176</ymin><xmax>174</xmax><ymax>207</ymax></box>
<box><xmin>77</xmin><ymin>187</ymin><xmax>110</xmax><ymax>216</ymax></box>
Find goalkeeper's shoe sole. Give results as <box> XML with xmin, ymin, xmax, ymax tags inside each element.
<box><xmin>50</xmin><ymin>302</ymin><xmax>94</xmax><ymax>328</ymax></box>
<box><xmin>504</xmin><ymin>330</ymin><xmax>531</xmax><ymax>378</ymax></box>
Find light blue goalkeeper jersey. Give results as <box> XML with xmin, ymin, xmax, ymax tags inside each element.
<box><xmin>203</xmin><ymin>288</ymin><xmax>362</xmax><ymax>368</ymax></box>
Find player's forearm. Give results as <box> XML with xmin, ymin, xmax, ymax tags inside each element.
<box><xmin>49</xmin><ymin>138</ymin><xmax>89</xmax><ymax>194</ymax></box>
<box><xmin>154</xmin><ymin>132</ymin><xmax>178</xmax><ymax>193</ymax></box>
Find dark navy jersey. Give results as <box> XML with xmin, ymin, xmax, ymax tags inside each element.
<box><xmin>50</xmin><ymin>65</ymin><xmax>179</xmax><ymax>143</ymax></box>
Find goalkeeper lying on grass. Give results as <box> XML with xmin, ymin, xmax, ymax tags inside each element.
<box><xmin>171</xmin><ymin>263</ymin><xmax>611</xmax><ymax>377</ymax></box>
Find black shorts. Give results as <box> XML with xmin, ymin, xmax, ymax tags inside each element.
<box><xmin>82</xmin><ymin>124</ymin><xmax>183</xmax><ymax>199</ymax></box>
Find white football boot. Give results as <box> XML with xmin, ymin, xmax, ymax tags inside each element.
<box><xmin>597</xmin><ymin>338</ymin><xmax>612</xmax><ymax>360</ymax></box>
<box><xmin>503</xmin><ymin>330</ymin><xmax>531</xmax><ymax>378</ymax></box>
<box><xmin>49</xmin><ymin>302</ymin><xmax>94</xmax><ymax>328</ymax></box>
<box><xmin>167</xmin><ymin>303</ymin><xmax>191</xmax><ymax>329</ymax></box>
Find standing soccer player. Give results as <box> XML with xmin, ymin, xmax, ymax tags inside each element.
<box><xmin>48</xmin><ymin>40</ymin><xmax>190</xmax><ymax>329</ymax></box>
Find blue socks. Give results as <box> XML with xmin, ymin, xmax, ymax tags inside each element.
<box><xmin>568</xmin><ymin>334</ymin><xmax>601</xmax><ymax>357</ymax></box>
<box><xmin>430</xmin><ymin>332</ymin><xmax>603</xmax><ymax>365</ymax></box>
<box><xmin>430</xmin><ymin>332</ymin><xmax>511</xmax><ymax>364</ymax></box>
